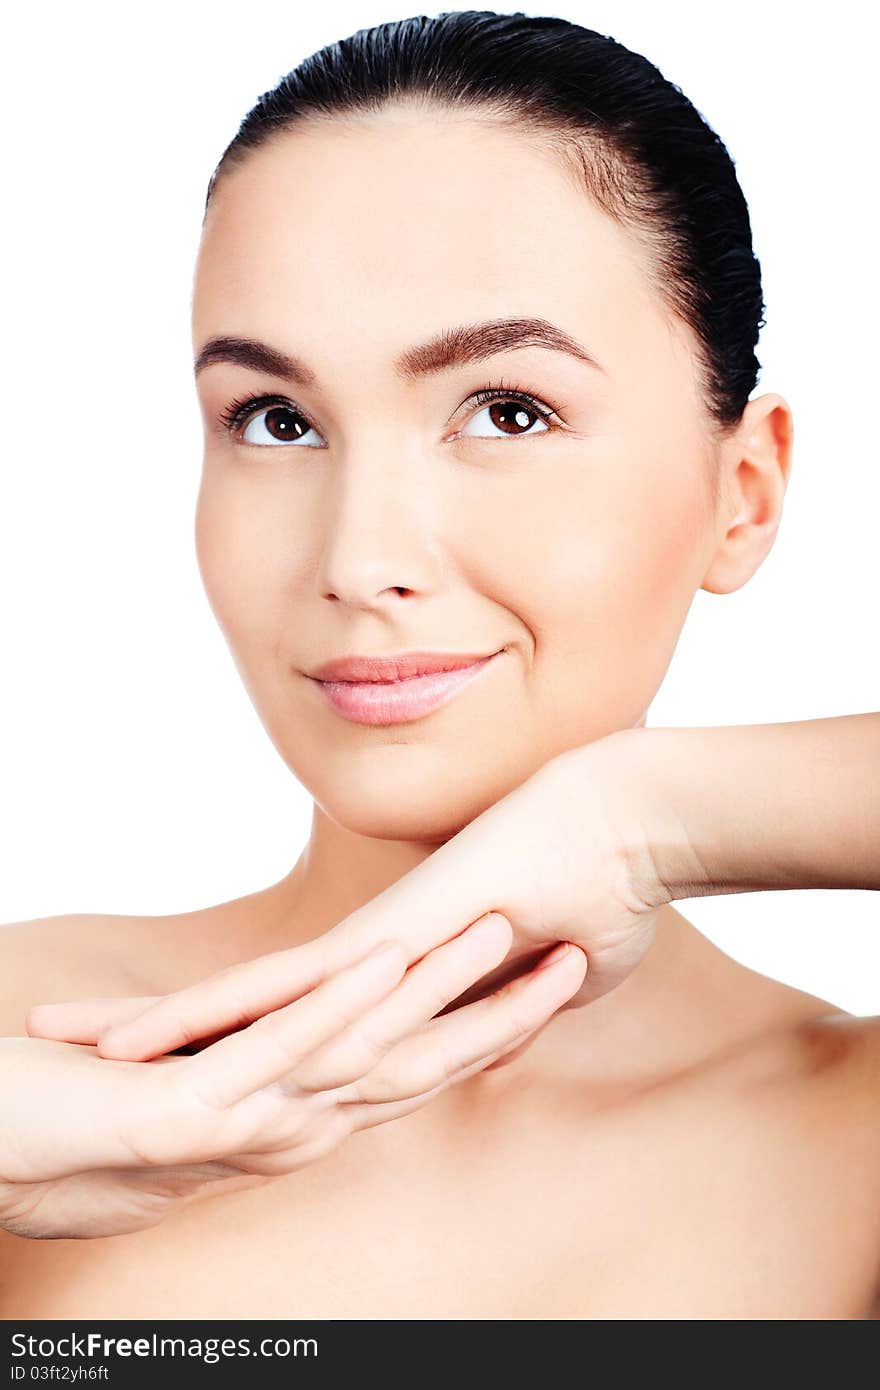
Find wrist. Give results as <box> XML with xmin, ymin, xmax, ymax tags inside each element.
<box><xmin>553</xmin><ymin>729</ymin><xmax>704</xmax><ymax>911</ymax></box>
<box><xmin>596</xmin><ymin>727</ymin><xmax>714</xmax><ymax>906</ymax></box>
<box><xmin>594</xmin><ymin>715</ymin><xmax>880</xmax><ymax>901</ymax></box>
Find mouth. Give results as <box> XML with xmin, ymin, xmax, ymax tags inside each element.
<box><xmin>307</xmin><ymin>650</ymin><xmax>504</xmax><ymax>726</ymax></box>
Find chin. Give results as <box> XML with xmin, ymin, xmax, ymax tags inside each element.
<box><xmin>308</xmin><ymin>760</ymin><xmax>512</xmax><ymax>842</ymax></box>
<box><xmin>316</xmin><ymin>790</ymin><xmax>479</xmax><ymax>844</ymax></box>
<box><xmin>286</xmin><ymin>735</ymin><xmax>541</xmax><ymax>840</ymax></box>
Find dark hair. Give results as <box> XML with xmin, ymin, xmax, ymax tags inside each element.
<box><xmin>204</xmin><ymin>10</ymin><xmax>765</xmax><ymax>438</ymax></box>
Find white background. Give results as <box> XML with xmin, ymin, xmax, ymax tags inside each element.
<box><xmin>1</xmin><ymin>2</ymin><xmax>877</xmax><ymax>1008</ymax></box>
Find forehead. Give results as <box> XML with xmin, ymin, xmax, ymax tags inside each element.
<box><xmin>196</xmin><ymin>110</ymin><xmax>658</xmax><ymax>322</ymax></box>
<box><xmin>192</xmin><ymin>108</ymin><xmax>689</xmax><ymax>387</ymax></box>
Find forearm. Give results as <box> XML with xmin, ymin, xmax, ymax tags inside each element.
<box><xmin>621</xmin><ymin>713</ymin><xmax>880</xmax><ymax>897</ymax></box>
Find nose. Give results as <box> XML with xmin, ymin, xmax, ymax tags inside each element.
<box><xmin>315</xmin><ymin>439</ymin><xmax>445</xmax><ymax>609</ymax></box>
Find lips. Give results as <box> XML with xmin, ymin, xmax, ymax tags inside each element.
<box><xmin>307</xmin><ymin>649</ymin><xmax>504</xmax><ymax>725</ymax></box>
<box><xmin>309</xmin><ymin>650</ymin><xmax>500</xmax><ymax>683</ymax></box>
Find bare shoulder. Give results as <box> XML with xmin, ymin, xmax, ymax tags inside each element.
<box><xmin>690</xmin><ymin>945</ymin><xmax>880</xmax><ymax>1117</ymax></box>
<box><xmin>665</xmin><ymin>1003</ymin><xmax>880</xmax><ymax>1318</ymax></box>
<box><xmin>649</xmin><ymin>963</ymin><xmax>880</xmax><ymax>1176</ymax></box>
<box><xmin>784</xmin><ymin>1007</ymin><xmax>880</xmax><ymax>1089</ymax></box>
<box><xmin>0</xmin><ymin>887</ymin><xmax>274</xmax><ymax>1038</ymax></box>
<box><xmin>809</xmin><ymin>1009</ymin><xmax>880</xmax><ymax>1102</ymax></box>
<box><xmin>0</xmin><ymin>913</ymin><xmax>151</xmax><ymax>1037</ymax></box>
<box><xmin>723</xmin><ymin>1002</ymin><xmax>880</xmax><ymax>1102</ymax></box>
<box><xmin>716</xmin><ymin>1004</ymin><xmax>880</xmax><ymax>1207</ymax></box>
<box><xmin>797</xmin><ymin>1011</ymin><xmax>880</xmax><ymax>1315</ymax></box>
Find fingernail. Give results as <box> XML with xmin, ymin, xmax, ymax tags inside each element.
<box><xmin>471</xmin><ymin>912</ymin><xmax>507</xmax><ymax>932</ymax></box>
<box><xmin>536</xmin><ymin>942</ymin><xmax>570</xmax><ymax>971</ymax></box>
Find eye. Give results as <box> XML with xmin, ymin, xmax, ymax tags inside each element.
<box><xmin>217</xmin><ymin>382</ymin><xmax>564</xmax><ymax>448</ymax></box>
<box><xmin>456</xmin><ymin>386</ymin><xmax>558</xmax><ymax>440</ymax></box>
<box><xmin>218</xmin><ymin>394</ymin><xmax>325</xmax><ymax>447</ymax></box>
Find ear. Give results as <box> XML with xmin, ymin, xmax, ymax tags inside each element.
<box><xmin>701</xmin><ymin>393</ymin><xmax>794</xmax><ymax>595</ymax></box>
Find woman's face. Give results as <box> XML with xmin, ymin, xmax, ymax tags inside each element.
<box><xmin>192</xmin><ymin>107</ymin><xmax>728</xmax><ymax>840</ymax></box>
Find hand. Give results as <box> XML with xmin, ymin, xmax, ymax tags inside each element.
<box><xmin>15</xmin><ymin>917</ymin><xmax>585</xmax><ymax>1237</ymax></box>
<box><xmin>31</xmin><ymin>729</ymin><xmax>669</xmax><ymax>1072</ymax></box>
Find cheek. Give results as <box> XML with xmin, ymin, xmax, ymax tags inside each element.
<box><xmin>456</xmin><ymin>445</ymin><xmax>711</xmax><ymax>730</ymax></box>
<box><xmin>194</xmin><ymin>473</ymin><xmax>295</xmax><ymax>658</ymax></box>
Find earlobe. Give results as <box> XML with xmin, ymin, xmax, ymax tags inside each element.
<box><xmin>700</xmin><ymin>393</ymin><xmax>794</xmax><ymax>596</ymax></box>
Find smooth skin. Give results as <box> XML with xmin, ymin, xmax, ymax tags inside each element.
<box><xmin>2</xmin><ymin>103</ymin><xmax>879</xmax><ymax>1318</ymax></box>
<box><xmin>3</xmin><ymin>921</ymin><xmax>586</xmax><ymax>1239</ymax></box>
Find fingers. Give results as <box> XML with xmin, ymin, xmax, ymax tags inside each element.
<box><xmin>96</xmin><ymin>940</ymin><xmax>329</xmax><ymax>1062</ymax></box>
<box><xmin>90</xmin><ymin>799</ymin><xmax>519</xmax><ymax>1066</ymax></box>
<box><xmin>26</xmin><ymin>996</ymin><xmax>162</xmax><ymax>1044</ymax></box>
<box><xmin>179</xmin><ymin>939</ymin><xmax>410</xmax><ymax>1110</ymax></box>
<box><xmin>94</xmin><ymin>895</ymin><xmax>514</xmax><ymax>1066</ymax></box>
<box><xmin>167</xmin><ymin>945</ymin><xmax>572</xmax><ymax>1173</ymax></box>
<box><xmin>76</xmin><ymin>765</ymin><xmax>534</xmax><ymax>1065</ymax></box>
<box><xmin>336</xmin><ymin>1030</ymin><xmax>539</xmax><ymax>1133</ymax></box>
<box><xmin>104</xmin><ymin>941</ymin><xmax>580</xmax><ymax>1181</ymax></box>
<box><xmin>286</xmin><ymin>912</ymin><xmax>514</xmax><ymax>1092</ymax></box>
<box><xmin>345</xmin><ymin>940</ymin><xmax>587</xmax><ymax>1107</ymax></box>
<box><xmin>317</xmin><ymin>818</ymin><xmax>510</xmax><ymax>974</ymax></box>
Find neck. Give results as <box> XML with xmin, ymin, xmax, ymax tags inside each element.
<box><xmin>238</xmin><ymin>801</ymin><xmax>751</xmax><ymax>1091</ymax></box>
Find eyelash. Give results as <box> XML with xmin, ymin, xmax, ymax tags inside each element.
<box><xmin>216</xmin><ymin>379</ymin><xmax>564</xmax><ymax>441</ymax></box>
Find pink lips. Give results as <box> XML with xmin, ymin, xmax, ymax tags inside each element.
<box><xmin>308</xmin><ymin>650</ymin><xmax>502</xmax><ymax>725</ymax></box>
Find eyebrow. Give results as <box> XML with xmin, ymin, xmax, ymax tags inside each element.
<box><xmin>193</xmin><ymin>317</ymin><xmax>605</xmax><ymax>385</ymax></box>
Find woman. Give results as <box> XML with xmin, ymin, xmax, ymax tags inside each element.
<box><xmin>2</xmin><ymin>11</ymin><xmax>878</xmax><ymax>1319</ymax></box>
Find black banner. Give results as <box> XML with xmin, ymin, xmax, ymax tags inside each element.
<box><xmin>2</xmin><ymin>1321</ymin><xmax>567</xmax><ymax>1384</ymax></box>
